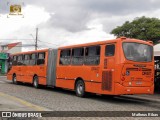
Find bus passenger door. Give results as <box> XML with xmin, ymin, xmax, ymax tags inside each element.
<box><xmin>102</xmin><ymin>44</ymin><xmax>116</xmax><ymax>92</ymax></box>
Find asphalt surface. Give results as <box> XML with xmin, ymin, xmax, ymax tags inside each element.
<box><xmin>1</xmin><ymin>76</ymin><xmax>160</xmax><ymax>119</ymax></box>
<box><xmin>0</xmin><ymin>76</ymin><xmax>160</xmax><ymax>112</ymax></box>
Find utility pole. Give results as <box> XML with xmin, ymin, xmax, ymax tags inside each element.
<box><xmin>35</xmin><ymin>28</ymin><xmax>38</xmax><ymax>50</ymax></box>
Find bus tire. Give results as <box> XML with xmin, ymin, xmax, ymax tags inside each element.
<box><xmin>33</xmin><ymin>76</ymin><xmax>39</xmax><ymax>88</ymax></box>
<box><xmin>12</xmin><ymin>74</ymin><xmax>17</xmax><ymax>84</ymax></box>
<box><xmin>75</xmin><ymin>80</ymin><xmax>85</xmax><ymax>97</ymax></box>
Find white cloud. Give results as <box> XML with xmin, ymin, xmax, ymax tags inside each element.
<box><xmin>38</xmin><ymin>23</ymin><xmax>115</xmax><ymax>49</ymax></box>
<box><xmin>0</xmin><ymin>5</ymin><xmax>51</xmax><ymax>51</ymax></box>
<box><xmin>22</xmin><ymin>5</ymin><xmax>51</xmax><ymax>26</ymax></box>
<box><xmin>1</xmin><ymin>1</ymin><xmax>160</xmax><ymax>52</ymax></box>
<box><xmin>0</xmin><ymin>5</ymin><xmax>51</xmax><ymax>40</ymax></box>
<box><xmin>0</xmin><ymin>4</ymin><xmax>115</xmax><ymax>51</ymax></box>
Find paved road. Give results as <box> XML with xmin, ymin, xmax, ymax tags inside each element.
<box><xmin>0</xmin><ymin>76</ymin><xmax>160</xmax><ymax>112</ymax></box>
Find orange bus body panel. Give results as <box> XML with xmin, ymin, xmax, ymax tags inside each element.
<box><xmin>7</xmin><ymin>37</ymin><xmax>154</xmax><ymax>95</ymax></box>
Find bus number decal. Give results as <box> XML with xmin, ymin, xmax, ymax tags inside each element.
<box><xmin>91</xmin><ymin>67</ymin><xmax>99</xmax><ymax>72</ymax></box>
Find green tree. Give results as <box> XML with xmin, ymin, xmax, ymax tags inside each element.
<box><xmin>111</xmin><ymin>16</ymin><xmax>160</xmax><ymax>44</ymax></box>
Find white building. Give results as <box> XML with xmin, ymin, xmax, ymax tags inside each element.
<box><xmin>0</xmin><ymin>42</ymin><xmax>22</xmax><ymax>54</ymax></box>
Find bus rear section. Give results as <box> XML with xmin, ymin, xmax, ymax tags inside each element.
<box><xmin>7</xmin><ymin>49</ymin><xmax>49</xmax><ymax>86</ymax></box>
<box><xmin>114</xmin><ymin>40</ymin><xmax>154</xmax><ymax>95</ymax></box>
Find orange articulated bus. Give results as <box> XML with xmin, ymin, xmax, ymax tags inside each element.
<box><xmin>7</xmin><ymin>37</ymin><xmax>154</xmax><ymax>97</ymax></box>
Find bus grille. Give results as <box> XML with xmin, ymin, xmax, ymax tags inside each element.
<box><xmin>126</xmin><ymin>68</ymin><xmax>151</xmax><ymax>71</ymax></box>
<box><xmin>102</xmin><ymin>71</ymin><xmax>112</xmax><ymax>91</ymax></box>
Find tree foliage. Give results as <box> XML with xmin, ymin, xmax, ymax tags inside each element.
<box><xmin>111</xmin><ymin>16</ymin><xmax>160</xmax><ymax>44</ymax></box>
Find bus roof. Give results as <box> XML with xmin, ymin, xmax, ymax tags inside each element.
<box><xmin>11</xmin><ymin>37</ymin><xmax>153</xmax><ymax>55</ymax></box>
<box><xmin>11</xmin><ymin>48</ymin><xmax>49</xmax><ymax>56</ymax></box>
<box><xmin>58</xmin><ymin>37</ymin><xmax>153</xmax><ymax>49</ymax></box>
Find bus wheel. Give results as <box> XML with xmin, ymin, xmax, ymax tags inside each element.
<box><xmin>33</xmin><ymin>76</ymin><xmax>39</xmax><ymax>88</ymax></box>
<box><xmin>75</xmin><ymin>80</ymin><xmax>85</xmax><ymax>97</ymax></box>
<box><xmin>12</xmin><ymin>74</ymin><xmax>17</xmax><ymax>84</ymax></box>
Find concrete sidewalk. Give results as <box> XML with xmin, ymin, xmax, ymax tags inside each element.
<box><xmin>0</xmin><ymin>92</ymin><xmax>49</xmax><ymax>111</ymax></box>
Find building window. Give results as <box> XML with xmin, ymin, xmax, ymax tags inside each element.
<box><xmin>60</xmin><ymin>49</ymin><xmax>71</xmax><ymax>65</ymax></box>
<box><xmin>72</xmin><ymin>48</ymin><xmax>84</xmax><ymax>65</ymax></box>
<box><xmin>85</xmin><ymin>46</ymin><xmax>100</xmax><ymax>65</ymax></box>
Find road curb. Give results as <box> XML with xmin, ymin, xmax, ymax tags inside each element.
<box><xmin>121</xmin><ymin>95</ymin><xmax>160</xmax><ymax>103</ymax></box>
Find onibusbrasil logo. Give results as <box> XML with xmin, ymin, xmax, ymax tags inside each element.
<box><xmin>10</xmin><ymin>5</ymin><xmax>22</xmax><ymax>14</ymax></box>
<box><xmin>7</xmin><ymin>2</ymin><xmax>24</xmax><ymax>18</ymax></box>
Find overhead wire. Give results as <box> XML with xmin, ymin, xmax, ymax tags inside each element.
<box><xmin>38</xmin><ymin>40</ymin><xmax>59</xmax><ymax>46</ymax></box>
<box><xmin>0</xmin><ymin>38</ymin><xmax>60</xmax><ymax>49</ymax></box>
<box><xmin>0</xmin><ymin>39</ymin><xmax>35</xmax><ymax>40</ymax></box>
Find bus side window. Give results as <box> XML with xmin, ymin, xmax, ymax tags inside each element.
<box><xmin>12</xmin><ymin>56</ymin><xmax>17</xmax><ymax>66</ymax></box>
<box><xmin>30</xmin><ymin>53</ymin><xmax>36</xmax><ymax>65</ymax></box>
<box><xmin>60</xmin><ymin>49</ymin><xmax>71</xmax><ymax>65</ymax></box>
<box><xmin>17</xmin><ymin>55</ymin><xmax>23</xmax><ymax>65</ymax></box>
<box><xmin>105</xmin><ymin>44</ymin><xmax>115</xmax><ymax>56</ymax></box>
<box><xmin>24</xmin><ymin>54</ymin><xmax>30</xmax><ymax>65</ymax></box>
<box><xmin>37</xmin><ymin>52</ymin><xmax>45</xmax><ymax>65</ymax></box>
<box><xmin>85</xmin><ymin>46</ymin><xmax>100</xmax><ymax>65</ymax></box>
<box><xmin>72</xmin><ymin>48</ymin><xmax>84</xmax><ymax>65</ymax></box>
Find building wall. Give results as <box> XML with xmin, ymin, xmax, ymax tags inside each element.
<box><xmin>0</xmin><ymin>42</ymin><xmax>22</xmax><ymax>74</ymax></box>
<box><xmin>0</xmin><ymin>53</ymin><xmax>9</xmax><ymax>74</ymax></box>
<box><xmin>7</xmin><ymin>43</ymin><xmax>22</xmax><ymax>54</ymax></box>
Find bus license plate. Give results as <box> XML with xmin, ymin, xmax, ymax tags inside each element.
<box><xmin>136</xmin><ymin>81</ymin><xmax>142</xmax><ymax>85</ymax></box>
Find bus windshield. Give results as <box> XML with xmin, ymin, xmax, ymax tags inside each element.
<box><xmin>123</xmin><ymin>42</ymin><xmax>153</xmax><ymax>62</ymax></box>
